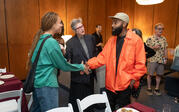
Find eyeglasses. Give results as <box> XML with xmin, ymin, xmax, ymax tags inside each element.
<box><xmin>156</xmin><ymin>28</ymin><xmax>164</xmax><ymax>30</ymax></box>
<box><xmin>75</xmin><ymin>25</ymin><xmax>84</xmax><ymax>30</ymax></box>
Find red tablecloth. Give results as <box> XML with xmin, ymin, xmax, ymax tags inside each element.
<box><xmin>0</xmin><ymin>73</ymin><xmax>29</xmax><ymax>112</ymax></box>
<box><xmin>126</xmin><ymin>102</ymin><xmax>156</xmax><ymax>112</ymax></box>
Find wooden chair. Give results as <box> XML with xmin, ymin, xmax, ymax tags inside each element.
<box><xmin>76</xmin><ymin>91</ymin><xmax>112</xmax><ymax>112</ymax></box>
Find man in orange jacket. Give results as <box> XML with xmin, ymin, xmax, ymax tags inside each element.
<box><xmin>87</xmin><ymin>12</ymin><xmax>147</xmax><ymax>111</ymax></box>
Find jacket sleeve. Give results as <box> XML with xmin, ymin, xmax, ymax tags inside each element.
<box><xmin>48</xmin><ymin>42</ymin><xmax>84</xmax><ymax>72</ymax></box>
<box><xmin>132</xmin><ymin>39</ymin><xmax>147</xmax><ymax>81</ymax></box>
<box><xmin>87</xmin><ymin>38</ymin><xmax>111</xmax><ymax>69</ymax></box>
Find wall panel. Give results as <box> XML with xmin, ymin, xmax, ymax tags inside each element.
<box><xmin>175</xmin><ymin>2</ymin><xmax>179</xmax><ymax>47</ymax></box>
<box><xmin>39</xmin><ymin>0</ymin><xmax>67</xmax><ymax>34</ymax></box>
<box><xmin>175</xmin><ymin>20</ymin><xmax>179</xmax><ymax>47</ymax></box>
<box><xmin>88</xmin><ymin>0</ymin><xmax>106</xmax><ymax>41</ymax></box>
<box><xmin>153</xmin><ymin>0</ymin><xmax>178</xmax><ymax>48</ymax></box>
<box><xmin>5</xmin><ymin>0</ymin><xmax>39</xmax><ymax>79</ymax></box>
<box><xmin>134</xmin><ymin>3</ymin><xmax>154</xmax><ymax>42</ymax></box>
<box><xmin>0</xmin><ymin>0</ymin><xmax>9</xmax><ymax>70</ymax></box>
<box><xmin>121</xmin><ymin>0</ymin><xmax>135</xmax><ymax>29</ymax></box>
<box><xmin>105</xmin><ymin>0</ymin><xmax>122</xmax><ymax>41</ymax></box>
<box><xmin>66</xmin><ymin>0</ymin><xmax>88</xmax><ymax>35</ymax></box>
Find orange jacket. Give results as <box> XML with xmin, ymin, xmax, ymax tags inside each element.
<box><xmin>87</xmin><ymin>30</ymin><xmax>147</xmax><ymax>93</ymax></box>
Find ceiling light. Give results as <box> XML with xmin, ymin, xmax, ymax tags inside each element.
<box><xmin>136</xmin><ymin>0</ymin><xmax>164</xmax><ymax>5</ymax></box>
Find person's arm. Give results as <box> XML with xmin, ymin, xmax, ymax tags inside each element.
<box><xmin>131</xmin><ymin>39</ymin><xmax>147</xmax><ymax>81</ymax></box>
<box><xmin>164</xmin><ymin>38</ymin><xmax>168</xmax><ymax>59</ymax></box>
<box><xmin>163</xmin><ymin>38</ymin><xmax>168</xmax><ymax>64</ymax></box>
<box><xmin>48</xmin><ymin>42</ymin><xmax>84</xmax><ymax>72</ymax></box>
<box><xmin>87</xmin><ymin>50</ymin><xmax>105</xmax><ymax>69</ymax></box>
<box><xmin>165</xmin><ymin>48</ymin><xmax>168</xmax><ymax>59</ymax></box>
<box><xmin>96</xmin><ymin>43</ymin><xmax>102</xmax><ymax>46</ymax></box>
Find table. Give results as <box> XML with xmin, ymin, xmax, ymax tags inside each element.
<box><xmin>126</xmin><ymin>102</ymin><xmax>156</xmax><ymax>112</ymax></box>
<box><xmin>116</xmin><ymin>102</ymin><xmax>156</xmax><ymax>112</ymax></box>
<box><xmin>0</xmin><ymin>72</ymin><xmax>29</xmax><ymax>112</ymax></box>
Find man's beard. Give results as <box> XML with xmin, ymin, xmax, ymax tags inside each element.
<box><xmin>112</xmin><ymin>24</ymin><xmax>123</xmax><ymax>36</ymax></box>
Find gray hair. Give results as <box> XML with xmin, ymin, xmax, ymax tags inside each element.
<box><xmin>71</xmin><ymin>17</ymin><xmax>82</xmax><ymax>31</ymax></box>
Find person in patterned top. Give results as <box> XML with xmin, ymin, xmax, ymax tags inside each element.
<box><xmin>146</xmin><ymin>23</ymin><xmax>168</xmax><ymax>96</ymax></box>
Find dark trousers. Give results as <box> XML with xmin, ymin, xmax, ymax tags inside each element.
<box><xmin>105</xmin><ymin>87</ymin><xmax>131</xmax><ymax>111</ymax></box>
<box><xmin>69</xmin><ymin>81</ymin><xmax>94</xmax><ymax>112</ymax></box>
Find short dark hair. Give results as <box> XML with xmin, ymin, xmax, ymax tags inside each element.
<box><xmin>132</xmin><ymin>28</ymin><xmax>142</xmax><ymax>38</ymax></box>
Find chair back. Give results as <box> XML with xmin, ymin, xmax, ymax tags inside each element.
<box><xmin>47</xmin><ymin>103</ymin><xmax>74</xmax><ymax>112</ymax></box>
<box><xmin>0</xmin><ymin>68</ymin><xmax>6</xmax><ymax>73</ymax></box>
<box><xmin>25</xmin><ymin>92</ymin><xmax>33</xmax><ymax>110</ymax></box>
<box><xmin>76</xmin><ymin>91</ymin><xmax>112</xmax><ymax>112</ymax></box>
<box><xmin>174</xmin><ymin>45</ymin><xmax>179</xmax><ymax>57</ymax></box>
<box><xmin>0</xmin><ymin>88</ymin><xmax>23</xmax><ymax>112</ymax></box>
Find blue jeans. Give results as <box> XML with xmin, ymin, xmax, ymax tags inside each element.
<box><xmin>30</xmin><ymin>87</ymin><xmax>59</xmax><ymax>112</ymax></box>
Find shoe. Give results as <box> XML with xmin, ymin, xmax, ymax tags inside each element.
<box><xmin>174</xmin><ymin>97</ymin><xmax>179</xmax><ymax>103</ymax></box>
<box><xmin>146</xmin><ymin>88</ymin><xmax>153</xmax><ymax>95</ymax></box>
<box><xmin>154</xmin><ymin>89</ymin><xmax>161</xmax><ymax>96</ymax></box>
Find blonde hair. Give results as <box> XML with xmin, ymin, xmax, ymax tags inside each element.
<box><xmin>155</xmin><ymin>23</ymin><xmax>164</xmax><ymax>29</ymax></box>
<box><xmin>26</xmin><ymin>12</ymin><xmax>58</xmax><ymax>69</ymax></box>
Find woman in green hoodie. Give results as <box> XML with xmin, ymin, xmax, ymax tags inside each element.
<box><xmin>27</xmin><ymin>12</ymin><xmax>88</xmax><ymax>112</ymax></box>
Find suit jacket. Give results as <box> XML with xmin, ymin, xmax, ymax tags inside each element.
<box><xmin>65</xmin><ymin>34</ymin><xmax>96</xmax><ymax>84</ymax></box>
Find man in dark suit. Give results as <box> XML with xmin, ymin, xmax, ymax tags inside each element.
<box><xmin>65</xmin><ymin>18</ymin><xmax>96</xmax><ymax>112</ymax></box>
<box><xmin>92</xmin><ymin>24</ymin><xmax>103</xmax><ymax>56</ymax></box>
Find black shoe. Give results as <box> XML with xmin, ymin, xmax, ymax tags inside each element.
<box><xmin>154</xmin><ymin>89</ymin><xmax>161</xmax><ymax>96</ymax></box>
<box><xmin>146</xmin><ymin>88</ymin><xmax>153</xmax><ymax>95</ymax></box>
<box><xmin>174</xmin><ymin>97</ymin><xmax>179</xmax><ymax>103</ymax></box>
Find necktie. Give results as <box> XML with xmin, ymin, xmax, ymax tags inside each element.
<box><xmin>79</xmin><ymin>36</ymin><xmax>89</xmax><ymax>59</ymax></box>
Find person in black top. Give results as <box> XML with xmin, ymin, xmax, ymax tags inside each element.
<box><xmin>65</xmin><ymin>18</ymin><xmax>96</xmax><ymax>112</ymax></box>
<box><xmin>92</xmin><ymin>24</ymin><xmax>103</xmax><ymax>56</ymax></box>
<box><xmin>132</xmin><ymin>28</ymin><xmax>156</xmax><ymax>58</ymax></box>
<box><xmin>53</xmin><ymin>21</ymin><xmax>65</xmax><ymax>55</ymax></box>
<box><xmin>130</xmin><ymin>28</ymin><xmax>156</xmax><ymax>102</ymax></box>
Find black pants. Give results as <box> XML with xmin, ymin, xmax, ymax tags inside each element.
<box><xmin>69</xmin><ymin>81</ymin><xmax>94</xmax><ymax>112</ymax></box>
<box><xmin>105</xmin><ymin>87</ymin><xmax>131</xmax><ymax>111</ymax></box>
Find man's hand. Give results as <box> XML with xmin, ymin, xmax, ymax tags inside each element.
<box><xmin>80</xmin><ymin>61</ymin><xmax>90</xmax><ymax>75</ymax></box>
<box><xmin>84</xmin><ymin>63</ymin><xmax>91</xmax><ymax>74</ymax></box>
<box><xmin>96</xmin><ymin>43</ymin><xmax>103</xmax><ymax>47</ymax></box>
<box><xmin>130</xmin><ymin>80</ymin><xmax>135</xmax><ymax>89</ymax></box>
<box><xmin>163</xmin><ymin>58</ymin><xmax>167</xmax><ymax>64</ymax></box>
<box><xmin>96</xmin><ymin>43</ymin><xmax>102</xmax><ymax>46</ymax></box>
<box><xmin>153</xmin><ymin>45</ymin><xmax>160</xmax><ymax>49</ymax></box>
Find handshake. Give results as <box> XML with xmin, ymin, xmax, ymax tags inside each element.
<box><xmin>80</xmin><ymin>61</ymin><xmax>91</xmax><ymax>75</ymax></box>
